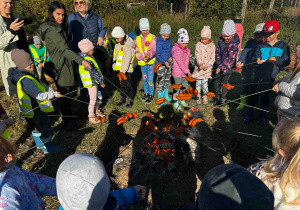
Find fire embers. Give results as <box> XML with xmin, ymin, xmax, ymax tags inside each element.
<box><xmin>117</xmin><ymin>112</ymin><xmax>138</xmax><ymax>125</ymax></box>
<box><xmin>222</xmin><ymin>83</ymin><xmax>234</xmax><ymax>90</ymax></box>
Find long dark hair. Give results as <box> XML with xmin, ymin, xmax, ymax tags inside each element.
<box><xmin>45</xmin><ymin>1</ymin><xmax>69</xmax><ymax>33</ymax></box>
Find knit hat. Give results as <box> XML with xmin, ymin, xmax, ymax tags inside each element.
<box><xmin>177</xmin><ymin>28</ymin><xmax>189</xmax><ymax>43</ymax></box>
<box><xmin>296</xmin><ymin>45</ymin><xmax>300</xmax><ymax>59</ymax></box>
<box><xmin>33</xmin><ymin>36</ymin><xmax>41</xmax><ymax>45</ymax></box>
<box><xmin>111</xmin><ymin>26</ymin><xmax>125</xmax><ymax>38</ymax></box>
<box><xmin>159</xmin><ymin>23</ymin><xmax>171</xmax><ymax>35</ymax></box>
<box><xmin>222</xmin><ymin>19</ymin><xmax>236</xmax><ymax>36</ymax></box>
<box><xmin>201</xmin><ymin>26</ymin><xmax>211</xmax><ymax>39</ymax></box>
<box><xmin>139</xmin><ymin>18</ymin><xmax>150</xmax><ymax>31</ymax></box>
<box><xmin>253</xmin><ymin>23</ymin><xmax>265</xmax><ymax>34</ymax></box>
<box><xmin>261</xmin><ymin>20</ymin><xmax>280</xmax><ymax>37</ymax></box>
<box><xmin>56</xmin><ymin>153</ymin><xmax>112</xmax><ymax>210</ymax></box>
<box><xmin>78</xmin><ymin>38</ymin><xmax>94</xmax><ymax>53</ymax></box>
<box><xmin>11</xmin><ymin>49</ymin><xmax>33</xmax><ymax>70</ymax></box>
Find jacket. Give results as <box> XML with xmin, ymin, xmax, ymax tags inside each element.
<box><xmin>192</xmin><ymin>41</ymin><xmax>215</xmax><ymax>79</ymax></box>
<box><xmin>135</xmin><ymin>34</ymin><xmax>156</xmax><ymax>61</ymax></box>
<box><xmin>254</xmin><ymin>40</ymin><xmax>290</xmax><ymax>78</ymax></box>
<box><xmin>238</xmin><ymin>39</ymin><xmax>261</xmax><ymax>65</ymax></box>
<box><xmin>29</xmin><ymin>43</ymin><xmax>49</xmax><ymax>66</ymax></box>
<box><xmin>0</xmin><ymin>15</ymin><xmax>19</xmax><ymax>96</ymax></box>
<box><xmin>275</xmin><ymin>70</ymin><xmax>300</xmax><ymax>117</ymax></box>
<box><xmin>68</xmin><ymin>11</ymin><xmax>107</xmax><ymax>53</ymax></box>
<box><xmin>156</xmin><ymin>36</ymin><xmax>172</xmax><ymax>65</ymax></box>
<box><xmin>113</xmin><ymin>36</ymin><xmax>135</xmax><ymax>73</ymax></box>
<box><xmin>0</xmin><ymin>165</ymin><xmax>56</xmax><ymax>209</ymax></box>
<box><xmin>172</xmin><ymin>43</ymin><xmax>191</xmax><ymax>78</ymax></box>
<box><xmin>38</xmin><ymin>22</ymin><xmax>84</xmax><ymax>87</ymax></box>
<box><xmin>249</xmin><ymin>161</ymin><xmax>300</xmax><ymax>210</ymax></box>
<box><xmin>235</xmin><ymin>23</ymin><xmax>243</xmax><ymax>50</ymax></box>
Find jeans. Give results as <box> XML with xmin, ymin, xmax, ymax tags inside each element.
<box><xmin>32</xmin><ymin>108</ymin><xmax>52</xmax><ymax>139</ymax></box>
<box><xmin>214</xmin><ymin>73</ymin><xmax>232</xmax><ymax>99</ymax></box>
<box><xmin>174</xmin><ymin>77</ymin><xmax>188</xmax><ymax>95</ymax></box>
<box><xmin>240</xmin><ymin>64</ymin><xmax>257</xmax><ymax>95</ymax></box>
<box><xmin>141</xmin><ymin>64</ymin><xmax>155</xmax><ymax>96</ymax></box>
<box><xmin>196</xmin><ymin>79</ymin><xmax>208</xmax><ymax>95</ymax></box>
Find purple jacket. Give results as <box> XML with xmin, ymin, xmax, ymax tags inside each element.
<box><xmin>216</xmin><ymin>34</ymin><xmax>240</xmax><ymax>75</ymax></box>
<box><xmin>172</xmin><ymin>43</ymin><xmax>191</xmax><ymax>78</ymax></box>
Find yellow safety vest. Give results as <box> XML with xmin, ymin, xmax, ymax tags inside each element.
<box><xmin>136</xmin><ymin>34</ymin><xmax>156</xmax><ymax>66</ymax></box>
<box><xmin>29</xmin><ymin>45</ymin><xmax>47</xmax><ymax>64</ymax></box>
<box><xmin>1</xmin><ymin>130</ymin><xmax>9</xmax><ymax>139</ymax></box>
<box><xmin>106</xmin><ymin>39</ymin><xmax>117</xmax><ymax>57</ymax></box>
<box><xmin>17</xmin><ymin>75</ymin><xmax>54</xmax><ymax>118</ymax></box>
<box><xmin>79</xmin><ymin>56</ymin><xmax>102</xmax><ymax>88</ymax></box>
<box><xmin>113</xmin><ymin>45</ymin><xmax>135</xmax><ymax>71</ymax></box>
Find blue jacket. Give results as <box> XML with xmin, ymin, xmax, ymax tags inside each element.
<box><xmin>238</xmin><ymin>39</ymin><xmax>262</xmax><ymax>64</ymax></box>
<box><xmin>156</xmin><ymin>36</ymin><xmax>172</xmax><ymax>65</ymax></box>
<box><xmin>254</xmin><ymin>40</ymin><xmax>290</xmax><ymax>78</ymax></box>
<box><xmin>68</xmin><ymin>10</ymin><xmax>107</xmax><ymax>53</ymax></box>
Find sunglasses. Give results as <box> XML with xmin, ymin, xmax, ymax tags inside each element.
<box><xmin>74</xmin><ymin>1</ymin><xmax>86</xmax><ymax>6</ymax></box>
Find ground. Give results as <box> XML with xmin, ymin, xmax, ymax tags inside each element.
<box><xmin>1</xmin><ymin>63</ymin><xmax>286</xmax><ymax>209</ymax></box>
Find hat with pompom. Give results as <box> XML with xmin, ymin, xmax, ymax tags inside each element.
<box><xmin>201</xmin><ymin>26</ymin><xmax>211</xmax><ymax>39</ymax></box>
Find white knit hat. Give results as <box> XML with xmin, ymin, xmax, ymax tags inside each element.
<box><xmin>111</xmin><ymin>26</ymin><xmax>125</xmax><ymax>38</ymax></box>
<box><xmin>222</xmin><ymin>19</ymin><xmax>236</xmax><ymax>36</ymax></box>
<box><xmin>201</xmin><ymin>26</ymin><xmax>211</xmax><ymax>39</ymax></box>
<box><xmin>177</xmin><ymin>28</ymin><xmax>189</xmax><ymax>43</ymax></box>
<box><xmin>139</xmin><ymin>18</ymin><xmax>150</xmax><ymax>31</ymax></box>
<box><xmin>160</xmin><ymin>23</ymin><xmax>171</xmax><ymax>34</ymax></box>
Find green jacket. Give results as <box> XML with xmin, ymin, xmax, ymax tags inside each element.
<box><xmin>38</xmin><ymin>22</ymin><xmax>84</xmax><ymax>87</ymax></box>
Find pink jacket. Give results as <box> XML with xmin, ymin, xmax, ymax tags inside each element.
<box><xmin>135</xmin><ymin>34</ymin><xmax>156</xmax><ymax>61</ymax></box>
<box><xmin>172</xmin><ymin>43</ymin><xmax>190</xmax><ymax>78</ymax></box>
<box><xmin>235</xmin><ymin>23</ymin><xmax>243</xmax><ymax>50</ymax></box>
<box><xmin>192</xmin><ymin>41</ymin><xmax>215</xmax><ymax>79</ymax></box>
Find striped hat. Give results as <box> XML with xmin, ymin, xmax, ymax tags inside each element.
<box><xmin>222</xmin><ymin>19</ymin><xmax>236</xmax><ymax>36</ymax></box>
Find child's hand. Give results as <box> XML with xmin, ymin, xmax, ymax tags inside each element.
<box><xmin>82</xmin><ymin>61</ymin><xmax>92</xmax><ymax>70</ymax></box>
<box><xmin>143</xmin><ymin>57</ymin><xmax>148</xmax><ymax>62</ymax></box>
<box><xmin>200</xmin><ymin>64</ymin><xmax>203</xmax><ymax>69</ymax></box>
<box><xmin>187</xmin><ymin>73</ymin><xmax>192</xmax><ymax>77</ymax></box>
<box><xmin>203</xmin><ymin>65</ymin><xmax>208</xmax><ymax>71</ymax></box>
<box><xmin>57</xmin><ymin>92</ymin><xmax>63</xmax><ymax>98</ymax></box>
<box><xmin>236</xmin><ymin>61</ymin><xmax>244</xmax><ymax>67</ymax></box>
<box><xmin>168</xmin><ymin>57</ymin><xmax>172</xmax><ymax>62</ymax></box>
<box><xmin>101</xmin><ymin>84</ymin><xmax>105</xmax><ymax>88</ymax></box>
<box><xmin>165</xmin><ymin>62</ymin><xmax>170</xmax><ymax>68</ymax></box>
<box><xmin>257</xmin><ymin>58</ymin><xmax>263</xmax><ymax>64</ymax></box>
<box><xmin>37</xmin><ymin>63</ymin><xmax>43</xmax><ymax>68</ymax></box>
<box><xmin>268</xmin><ymin>57</ymin><xmax>276</xmax><ymax>62</ymax></box>
<box><xmin>135</xmin><ymin>185</ymin><xmax>146</xmax><ymax>200</ymax></box>
<box><xmin>272</xmin><ymin>83</ymin><xmax>279</xmax><ymax>93</ymax></box>
<box><xmin>216</xmin><ymin>68</ymin><xmax>220</xmax><ymax>74</ymax></box>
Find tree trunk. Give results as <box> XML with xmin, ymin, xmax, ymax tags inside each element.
<box><xmin>295</xmin><ymin>0</ymin><xmax>298</xmax><ymax>6</ymax></box>
<box><xmin>281</xmin><ymin>0</ymin><xmax>284</xmax><ymax>8</ymax></box>
<box><xmin>269</xmin><ymin>0</ymin><xmax>276</xmax><ymax>9</ymax></box>
<box><xmin>241</xmin><ymin>0</ymin><xmax>247</xmax><ymax>23</ymax></box>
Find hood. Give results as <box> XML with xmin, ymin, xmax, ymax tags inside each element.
<box><xmin>218</xmin><ymin>33</ymin><xmax>240</xmax><ymax>44</ymax></box>
<box><xmin>56</xmin><ymin>153</ymin><xmax>111</xmax><ymax>210</ymax></box>
<box><xmin>10</xmin><ymin>68</ymin><xmax>32</xmax><ymax>86</ymax></box>
<box><xmin>38</xmin><ymin>22</ymin><xmax>62</xmax><ymax>41</ymax></box>
<box><xmin>125</xmin><ymin>36</ymin><xmax>135</xmax><ymax>48</ymax></box>
<box><xmin>157</xmin><ymin>36</ymin><xmax>171</xmax><ymax>43</ymax></box>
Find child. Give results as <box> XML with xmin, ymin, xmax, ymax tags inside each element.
<box><xmin>215</xmin><ymin>19</ymin><xmax>240</xmax><ymax>106</ymax></box>
<box><xmin>135</xmin><ymin>18</ymin><xmax>157</xmax><ymax>104</ymax></box>
<box><xmin>172</xmin><ymin>28</ymin><xmax>191</xmax><ymax>110</ymax></box>
<box><xmin>244</xmin><ymin>20</ymin><xmax>290</xmax><ymax>125</ymax></box>
<box><xmin>29</xmin><ymin>36</ymin><xmax>49</xmax><ymax>78</ymax></box>
<box><xmin>10</xmin><ymin>49</ymin><xmax>62</xmax><ymax>153</ymax></box>
<box><xmin>273</xmin><ymin>45</ymin><xmax>300</xmax><ymax>122</ymax></box>
<box><xmin>249</xmin><ymin>120</ymin><xmax>300</xmax><ymax>209</ymax></box>
<box><xmin>192</xmin><ymin>26</ymin><xmax>215</xmax><ymax>105</ymax></box>
<box><xmin>234</xmin><ymin>16</ymin><xmax>244</xmax><ymax>50</ymax></box>
<box><xmin>0</xmin><ymin>136</ymin><xmax>57</xmax><ymax>209</ymax></box>
<box><xmin>156</xmin><ymin>23</ymin><xmax>173</xmax><ymax>106</ymax></box>
<box><xmin>236</xmin><ymin>23</ymin><xmax>264</xmax><ymax>110</ymax></box>
<box><xmin>104</xmin><ymin>33</ymin><xmax>117</xmax><ymax>75</ymax></box>
<box><xmin>78</xmin><ymin>39</ymin><xmax>106</xmax><ymax>124</ymax></box>
<box><xmin>57</xmin><ymin>153</ymin><xmax>146</xmax><ymax>210</ymax></box>
<box><xmin>111</xmin><ymin>26</ymin><xmax>136</xmax><ymax>107</ymax></box>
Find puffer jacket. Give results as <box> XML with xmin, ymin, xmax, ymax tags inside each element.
<box><xmin>38</xmin><ymin>22</ymin><xmax>84</xmax><ymax>87</ymax></box>
<box><xmin>192</xmin><ymin>41</ymin><xmax>215</xmax><ymax>79</ymax></box>
<box><xmin>172</xmin><ymin>43</ymin><xmax>190</xmax><ymax>78</ymax></box>
<box><xmin>275</xmin><ymin>69</ymin><xmax>300</xmax><ymax>117</ymax></box>
<box><xmin>113</xmin><ymin>36</ymin><xmax>135</xmax><ymax>73</ymax></box>
<box><xmin>156</xmin><ymin>36</ymin><xmax>172</xmax><ymax>65</ymax></box>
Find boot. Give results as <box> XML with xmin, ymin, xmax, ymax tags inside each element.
<box><xmin>196</xmin><ymin>94</ymin><xmax>202</xmax><ymax>104</ymax></box>
<box><xmin>236</xmin><ymin>94</ymin><xmax>247</xmax><ymax>110</ymax></box>
<box><xmin>126</xmin><ymin>99</ymin><xmax>134</xmax><ymax>107</ymax></box>
<box><xmin>117</xmin><ymin>96</ymin><xmax>126</xmax><ymax>106</ymax></box>
<box><xmin>259</xmin><ymin>108</ymin><xmax>267</xmax><ymax>125</ymax></box>
<box><xmin>243</xmin><ymin>107</ymin><xmax>254</xmax><ymax>124</ymax></box>
<box><xmin>173</xmin><ymin>94</ymin><xmax>181</xmax><ymax>110</ymax></box>
<box><xmin>40</xmin><ymin>136</ymin><xmax>61</xmax><ymax>154</ymax></box>
<box><xmin>158</xmin><ymin>92</ymin><xmax>166</xmax><ymax>106</ymax></box>
<box><xmin>142</xmin><ymin>94</ymin><xmax>148</xmax><ymax>101</ymax></box>
<box><xmin>145</xmin><ymin>95</ymin><xmax>154</xmax><ymax>104</ymax></box>
<box><xmin>32</xmin><ymin>132</ymin><xmax>43</xmax><ymax>149</ymax></box>
<box><xmin>202</xmin><ymin>95</ymin><xmax>208</xmax><ymax>105</ymax></box>
<box><xmin>163</xmin><ymin>88</ymin><xmax>172</xmax><ymax>102</ymax></box>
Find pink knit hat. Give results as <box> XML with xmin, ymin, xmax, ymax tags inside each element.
<box><xmin>78</xmin><ymin>39</ymin><xmax>94</xmax><ymax>53</ymax></box>
<box><xmin>201</xmin><ymin>26</ymin><xmax>211</xmax><ymax>39</ymax></box>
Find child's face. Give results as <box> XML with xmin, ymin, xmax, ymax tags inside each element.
<box><xmin>179</xmin><ymin>43</ymin><xmax>188</xmax><ymax>49</ymax></box>
<box><xmin>116</xmin><ymin>37</ymin><xmax>124</xmax><ymax>43</ymax></box>
<box><xmin>201</xmin><ymin>37</ymin><xmax>210</xmax><ymax>45</ymax></box>
<box><xmin>35</xmin><ymin>44</ymin><xmax>42</xmax><ymax>49</ymax></box>
<box><xmin>254</xmin><ymin>33</ymin><xmax>263</xmax><ymax>41</ymax></box>
<box><xmin>222</xmin><ymin>34</ymin><xmax>234</xmax><ymax>41</ymax></box>
<box><xmin>141</xmin><ymin>30</ymin><xmax>150</xmax><ymax>37</ymax></box>
<box><xmin>266</xmin><ymin>31</ymin><xmax>280</xmax><ymax>43</ymax></box>
<box><xmin>24</xmin><ymin>63</ymin><xmax>35</xmax><ymax>74</ymax></box>
<box><xmin>87</xmin><ymin>49</ymin><xmax>94</xmax><ymax>56</ymax></box>
<box><xmin>161</xmin><ymin>34</ymin><xmax>170</xmax><ymax>41</ymax></box>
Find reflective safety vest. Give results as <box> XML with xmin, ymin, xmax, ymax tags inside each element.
<box><xmin>113</xmin><ymin>45</ymin><xmax>135</xmax><ymax>71</ymax></box>
<box><xmin>136</xmin><ymin>34</ymin><xmax>156</xmax><ymax>66</ymax></box>
<box><xmin>79</xmin><ymin>56</ymin><xmax>102</xmax><ymax>88</ymax></box>
<box><xmin>105</xmin><ymin>39</ymin><xmax>117</xmax><ymax>57</ymax></box>
<box><xmin>1</xmin><ymin>130</ymin><xmax>9</xmax><ymax>139</ymax></box>
<box><xmin>17</xmin><ymin>75</ymin><xmax>54</xmax><ymax>118</ymax></box>
<box><xmin>29</xmin><ymin>45</ymin><xmax>47</xmax><ymax>64</ymax></box>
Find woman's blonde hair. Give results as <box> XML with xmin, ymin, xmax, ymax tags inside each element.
<box><xmin>0</xmin><ymin>136</ymin><xmax>17</xmax><ymax>171</ymax></box>
<box><xmin>74</xmin><ymin>0</ymin><xmax>90</xmax><ymax>12</ymax></box>
<box><xmin>264</xmin><ymin>119</ymin><xmax>300</xmax><ymax>205</ymax></box>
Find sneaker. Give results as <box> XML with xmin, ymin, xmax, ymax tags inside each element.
<box><xmin>145</xmin><ymin>95</ymin><xmax>154</xmax><ymax>104</ymax></box>
<box><xmin>142</xmin><ymin>94</ymin><xmax>148</xmax><ymax>101</ymax></box>
<box><xmin>126</xmin><ymin>100</ymin><xmax>134</xmax><ymax>107</ymax></box>
<box><xmin>117</xmin><ymin>97</ymin><xmax>126</xmax><ymax>106</ymax></box>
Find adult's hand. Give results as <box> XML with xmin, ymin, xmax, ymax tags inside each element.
<box><xmin>82</xmin><ymin>61</ymin><xmax>92</xmax><ymax>70</ymax></box>
<box><xmin>97</xmin><ymin>37</ymin><xmax>104</xmax><ymax>46</ymax></box>
<box><xmin>10</xmin><ymin>19</ymin><xmax>24</xmax><ymax>32</ymax></box>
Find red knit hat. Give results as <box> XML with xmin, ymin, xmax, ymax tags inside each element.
<box><xmin>260</xmin><ymin>20</ymin><xmax>280</xmax><ymax>37</ymax></box>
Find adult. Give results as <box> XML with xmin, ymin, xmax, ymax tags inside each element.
<box><xmin>0</xmin><ymin>0</ymin><xmax>29</xmax><ymax>96</ymax></box>
<box><xmin>38</xmin><ymin>1</ymin><xmax>91</xmax><ymax>131</ymax></box>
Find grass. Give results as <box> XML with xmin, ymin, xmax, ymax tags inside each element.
<box><xmin>1</xmin><ymin>8</ymin><xmax>297</xmax><ymax>209</ymax></box>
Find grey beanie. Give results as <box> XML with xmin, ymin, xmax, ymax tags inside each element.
<box><xmin>11</xmin><ymin>49</ymin><xmax>33</xmax><ymax>70</ymax></box>
<box><xmin>56</xmin><ymin>153</ymin><xmax>110</xmax><ymax>210</ymax></box>
<box><xmin>222</xmin><ymin>19</ymin><xmax>236</xmax><ymax>36</ymax></box>
<box><xmin>33</xmin><ymin>36</ymin><xmax>41</xmax><ymax>45</ymax></box>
